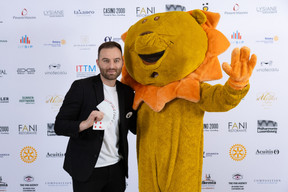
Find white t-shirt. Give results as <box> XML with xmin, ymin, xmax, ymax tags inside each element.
<box><xmin>95</xmin><ymin>84</ymin><xmax>121</xmax><ymax>167</ymax></box>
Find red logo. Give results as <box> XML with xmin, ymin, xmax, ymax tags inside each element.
<box><xmin>21</xmin><ymin>8</ymin><xmax>28</xmax><ymax>16</ymax></box>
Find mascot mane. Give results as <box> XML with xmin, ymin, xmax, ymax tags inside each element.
<box><xmin>121</xmin><ymin>10</ymin><xmax>230</xmax><ymax>112</ymax></box>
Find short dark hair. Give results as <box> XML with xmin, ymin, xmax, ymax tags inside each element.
<box><xmin>98</xmin><ymin>41</ymin><xmax>122</xmax><ymax>59</ymax></box>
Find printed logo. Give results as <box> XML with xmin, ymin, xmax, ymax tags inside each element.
<box><xmin>256</xmin><ymin>92</ymin><xmax>277</xmax><ymax>108</ymax></box>
<box><xmin>0</xmin><ymin>153</ymin><xmax>9</xmax><ymax>159</ymax></box>
<box><xmin>256</xmin><ymin>36</ymin><xmax>278</xmax><ymax>44</ymax></box>
<box><xmin>24</xmin><ymin>175</ymin><xmax>34</xmax><ymax>182</ymax></box>
<box><xmin>20</xmin><ymin>175</ymin><xmax>39</xmax><ymax>191</ymax></box>
<box><xmin>165</xmin><ymin>4</ymin><xmax>186</xmax><ymax>12</ymax></box>
<box><xmin>231</xmin><ymin>30</ymin><xmax>242</xmax><ymax>40</ymax></box>
<box><xmin>104</xmin><ymin>36</ymin><xmax>122</xmax><ymax>43</ymax></box>
<box><xmin>256</xmin><ymin>6</ymin><xmax>277</xmax><ymax>14</ymax></box>
<box><xmin>43</xmin><ymin>10</ymin><xmax>64</xmax><ymax>17</ymax></box>
<box><xmin>74</xmin><ymin>9</ymin><xmax>95</xmax><ymax>16</ymax></box>
<box><xmin>49</xmin><ymin>63</ymin><xmax>60</xmax><ymax>69</ymax></box>
<box><xmin>254</xmin><ymin>179</ymin><xmax>281</xmax><ymax>184</ymax></box>
<box><xmin>17</xmin><ymin>68</ymin><xmax>36</xmax><ymax>75</ymax></box>
<box><xmin>229</xmin><ymin>144</ymin><xmax>247</xmax><ymax>161</ymax></box>
<box><xmin>224</xmin><ymin>4</ymin><xmax>248</xmax><ymax>15</ymax></box>
<box><xmin>256</xmin><ymin>149</ymin><xmax>280</xmax><ymax>155</ymax></box>
<box><xmin>13</xmin><ymin>8</ymin><xmax>36</xmax><ymax>19</ymax></box>
<box><xmin>20</xmin><ymin>146</ymin><xmax>37</xmax><ymax>163</ymax></box>
<box><xmin>43</xmin><ymin>39</ymin><xmax>66</xmax><ymax>47</ymax></box>
<box><xmin>0</xmin><ymin>39</ymin><xmax>8</xmax><ymax>44</ymax></box>
<box><xmin>46</xmin><ymin>95</ymin><xmax>64</xmax><ymax>111</ymax></box>
<box><xmin>19</xmin><ymin>96</ymin><xmax>35</xmax><ymax>104</ymax></box>
<box><xmin>256</xmin><ymin>60</ymin><xmax>279</xmax><ymax>72</ymax></box>
<box><xmin>103</xmin><ymin>8</ymin><xmax>125</xmax><ymax>16</ymax></box>
<box><xmin>76</xmin><ymin>65</ymin><xmax>97</xmax><ymax>78</ymax></box>
<box><xmin>203</xmin><ymin>123</ymin><xmax>219</xmax><ymax>132</ymax></box>
<box><xmin>257</xmin><ymin>120</ymin><xmax>278</xmax><ymax>133</ymax></box>
<box><xmin>73</xmin><ymin>36</ymin><xmax>96</xmax><ymax>50</ymax></box>
<box><xmin>0</xmin><ymin>126</ymin><xmax>9</xmax><ymax>134</ymax></box>
<box><xmin>202</xmin><ymin>3</ymin><xmax>209</xmax><ymax>11</ymax></box>
<box><xmin>136</xmin><ymin>7</ymin><xmax>156</xmax><ymax>17</ymax></box>
<box><xmin>202</xmin><ymin>174</ymin><xmax>216</xmax><ymax>189</ymax></box>
<box><xmin>261</xmin><ymin>60</ymin><xmax>272</xmax><ymax>66</ymax></box>
<box><xmin>46</xmin><ymin>152</ymin><xmax>65</xmax><ymax>158</ymax></box>
<box><xmin>0</xmin><ymin>97</ymin><xmax>9</xmax><ymax>103</ymax></box>
<box><xmin>45</xmin><ymin>63</ymin><xmax>67</xmax><ymax>75</ymax></box>
<box><xmin>0</xmin><ymin>69</ymin><xmax>7</xmax><ymax>77</ymax></box>
<box><xmin>229</xmin><ymin>173</ymin><xmax>247</xmax><ymax>190</ymax></box>
<box><xmin>233</xmin><ymin>3</ymin><xmax>240</xmax><ymax>11</ymax></box>
<box><xmin>232</xmin><ymin>173</ymin><xmax>243</xmax><ymax>180</ymax></box>
<box><xmin>19</xmin><ymin>35</ymin><xmax>33</xmax><ymax>49</ymax></box>
<box><xmin>0</xmin><ymin>176</ymin><xmax>8</xmax><ymax>191</ymax></box>
<box><xmin>228</xmin><ymin>122</ymin><xmax>247</xmax><ymax>132</ymax></box>
<box><xmin>203</xmin><ymin>151</ymin><xmax>219</xmax><ymax>158</ymax></box>
<box><xmin>47</xmin><ymin>123</ymin><xmax>56</xmax><ymax>136</ymax></box>
<box><xmin>22</xmin><ymin>8</ymin><xmax>28</xmax><ymax>16</ymax></box>
<box><xmin>231</xmin><ymin>30</ymin><xmax>244</xmax><ymax>45</ymax></box>
<box><xmin>45</xmin><ymin>181</ymin><xmax>72</xmax><ymax>187</ymax></box>
<box><xmin>20</xmin><ymin>35</ymin><xmax>31</xmax><ymax>43</ymax></box>
<box><xmin>18</xmin><ymin>124</ymin><xmax>37</xmax><ymax>135</ymax></box>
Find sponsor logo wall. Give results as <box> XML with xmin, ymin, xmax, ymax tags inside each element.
<box><xmin>1</xmin><ymin>0</ymin><xmax>287</xmax><ymax>191</ymax></box>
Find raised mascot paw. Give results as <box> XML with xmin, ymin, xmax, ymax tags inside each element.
<box><xmin>222</xmin><ymin>46</ymin><xmax>257</xmax><ymax>90</ymax></box>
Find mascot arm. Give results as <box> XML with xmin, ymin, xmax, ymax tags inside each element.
<box><xmin>199</xmin><ymin>82</ymin><xmax>249</xmax><ymax>112</ymax></box>
<box><xmin>222</xmin><ymin>46</ymin><xmax>257</xmax><ymax>90</ymax></box>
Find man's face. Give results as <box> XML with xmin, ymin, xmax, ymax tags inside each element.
<box><xmin>97</xmin><ymin>47</ymin><xmax>123</xmax><ymax>81</ymax></box>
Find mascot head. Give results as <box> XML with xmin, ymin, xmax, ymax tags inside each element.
<box><xmin>123</xmin><ymin>10</ymin><xmax>208</xmax><ymax>86</ymax></box>
<box><xmin>121</xmin><ymin>10</ymin><xmax>230</xmax><ymax>111</ymax></box>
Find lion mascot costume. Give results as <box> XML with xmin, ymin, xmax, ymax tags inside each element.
<box><xmin>121</xmin><ymin>10</ymin><xmax>257</xmax><ymax>192</ymax></box>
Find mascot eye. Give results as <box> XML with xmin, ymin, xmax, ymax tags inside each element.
<box><xmin>154</xmin><ymin>16</ymin><xmax>160</xmax><ymax>21</ymax></box>
<box><xmin>142</xmin><ymin>19</ymin><xmax>147</xmax><ymax>24</ymax></box>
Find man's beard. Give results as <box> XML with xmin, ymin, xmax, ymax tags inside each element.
<box><xmin>99</xmin><ymin>68</ymin><xmax>122</xmax><ymax>80</ymax></box>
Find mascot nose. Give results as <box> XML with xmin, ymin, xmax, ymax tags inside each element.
<box><xmin>135</xmin><ymin>32</ymin><xmax>168</xmax><ymax>54</ymax></box>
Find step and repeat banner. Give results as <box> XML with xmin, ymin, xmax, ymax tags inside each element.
<box><xmin>0</xmin><ymin>0</ymin><xmax>287</xmax><ymax>191</ymax></box>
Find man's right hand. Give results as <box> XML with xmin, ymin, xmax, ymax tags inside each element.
<box><xmin>79</xmin><ymin>110</ymin><xmax>104</xmax><ymax>132</ymax></box>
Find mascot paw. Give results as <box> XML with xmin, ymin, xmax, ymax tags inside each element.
<box><xmin>222</xmin><ymin>46</ymin><xmax>257</xmax><ymax>90</ymax></box>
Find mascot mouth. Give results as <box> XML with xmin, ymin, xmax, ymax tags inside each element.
<box><xmin>138</xmin><ymin>51</ymin><xmax>165</xmax><ymax>65</ymax></box>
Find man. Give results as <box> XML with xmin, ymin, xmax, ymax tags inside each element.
<box><xmin>54</xmin><ymin>41</ymin><xmax>137</xmax><ymax>192</ymax></box>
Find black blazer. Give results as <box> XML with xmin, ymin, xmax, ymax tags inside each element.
<box><xmin>54</xmin><ymin>75</ymin><xmax>137</xmax><ymax>182</ymax></box>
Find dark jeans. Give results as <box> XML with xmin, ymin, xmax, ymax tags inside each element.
<box><xmin>72</xmin><ymin>161</ymin><xmax>126</xmax><ymax>192</ymax></box>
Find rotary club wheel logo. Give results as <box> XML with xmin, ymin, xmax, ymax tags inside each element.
<box><xmin>229</xmin><ymin>144</ymin><xmax>247</xmax><ymax>161</ymax></box>
<box><xmin>20</xmin><ymin>146</ymin><xmax>37</xmax><ymax>163</ymax></box>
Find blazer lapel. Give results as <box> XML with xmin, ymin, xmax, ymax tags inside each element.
<box><xmin>116</xmin><ymin>81</ymin><xmax>125</xmax><ymax>131</ymax></box>
<box><xmin>93</xmin><ymin>74</ymin><xmax>104</xmax><ymax>108</ymax></box>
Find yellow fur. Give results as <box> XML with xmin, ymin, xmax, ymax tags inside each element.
<box><xmin>136</xmin><ymin>83</ymin><xmax>249</xmax><ymax>192</ymax></box>
<box><xmin>121</xmin><ymin>10</ymin><xmax>256</xmax><ymax>192</ymax></box>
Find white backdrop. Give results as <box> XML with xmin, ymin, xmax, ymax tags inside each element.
<box><xmin>0</xmin><ymin>0</ymin><xmax>288</xmax><ymax>191</ymax></box>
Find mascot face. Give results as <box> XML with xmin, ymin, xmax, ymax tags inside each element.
<box><xmin>123</xmin><ymin>11</ymin><xmax>208</xmax><ymax>86</ymax></box>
